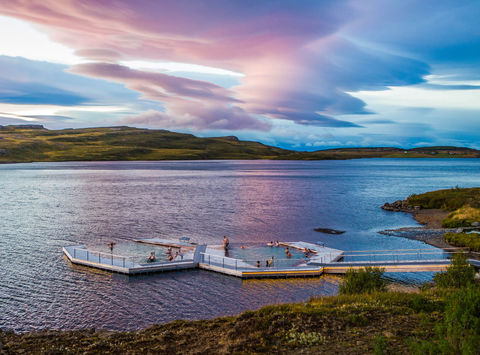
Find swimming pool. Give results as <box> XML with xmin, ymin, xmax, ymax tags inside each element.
<box><xmin>227</xmin><ymin>244</ymin><xmax>307</xmax><ymax>268</ymax></box>
<box><xmin>90</xmin><ymin>242</ymin><xmax>176</xmax><ymax>264</ymax></box>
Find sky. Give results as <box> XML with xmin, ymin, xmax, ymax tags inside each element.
<box><xmin>0</xmin><ymin>0</ymin><xmax>479</xmax><ymax>150</ymax></box>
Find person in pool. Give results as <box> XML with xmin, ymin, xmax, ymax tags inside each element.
<box><xmin>256</xmin><ymin>260</ymin><xmax>260</xmax><ymax>268</ymax></box>
<box><xmin>275</xmin><ymin>241</ymin><xmax>280</xmax><ymax>247</ymax></box>
<box><xmin>267</xmin><ymin>241</ymin><xmax>274</xmax><ymax>247</ymax></box>
<box><xmin>147</xmin><ymin>251</ymin><xmax>156</xmax><ymax>263</ymax></box>
<box><xmin>268</xmin><ymin>256</ymin><xmax>275</xmax><ymax>266</ymax></box>
<box><xmin>285</xmin><ymin>247</ymin><xmax>292</xmax><ymax>258</ymax></box>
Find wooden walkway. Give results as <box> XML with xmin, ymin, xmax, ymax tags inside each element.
<box><xmin>322</xmin><ymin>260</ymin><xmax>450</xmax><ymax>274</ymax></box>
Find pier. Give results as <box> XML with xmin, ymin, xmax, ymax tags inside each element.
<box><xmin>63</xmin><ymin>241</ymin><xmax>474</xmax><ymax>279</ymax></box>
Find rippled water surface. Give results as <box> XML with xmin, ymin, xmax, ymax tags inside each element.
<box><xmin>1</xmin><ymin>159</ymin><xmax>479</xmax><ymax>332</ymax></box>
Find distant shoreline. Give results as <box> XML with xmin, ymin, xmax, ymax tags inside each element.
<box><xmin>1</xmin><ymin>156</ymin><xmax>479</xmax><ymax>165</ymax></box>
<box><xmin>1</xmin><ymin>125</ymin><xmax>480</xmax><ymax>163</ymax></box>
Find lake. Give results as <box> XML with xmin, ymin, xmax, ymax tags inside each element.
<box><xmin>1</xmin><ymin>159</ymin><xmax>479</xmax><ymax>332</ymax></box>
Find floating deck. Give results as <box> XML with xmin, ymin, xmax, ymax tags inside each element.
<box><xmin>63</xmin><ymin>240</ymin><xmax>459</xmax><ymax>279</ymax></box>
<box><xmin>63</xmin><ymin>245</ymin><xmax>196</xmax><ymax>275</ymax></box>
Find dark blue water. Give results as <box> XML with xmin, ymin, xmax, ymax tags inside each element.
<box><xmin>1</xmin><ymin>159</ymin><xmax>479</xmax><ymax>332</ymax></box>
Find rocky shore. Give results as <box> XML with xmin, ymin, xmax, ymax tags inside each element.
<box><xmin>380</xmin><ymin>198</ymin><xmax>480</xmax><ymax>258</ymax></box>
<box><xmin>380</xmin><ymin>199</ymin><xmax>454</xmax><ymax>249</ymax></box>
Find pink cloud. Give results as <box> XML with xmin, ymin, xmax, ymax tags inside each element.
<box><xmin>0</xmin><ymin>0</ymin><xmax>428</xmax><ymax>130</ymax></box>
<box><xmin>70</xmin><ymin>62</ymin><xmax>269</xmax><ymax>130</ymax></box>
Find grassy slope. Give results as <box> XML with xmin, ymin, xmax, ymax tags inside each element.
<box><xmin>0</xmin><ymin>291</ymin><xmax>442</xmax><ymax>354</ymax></box>
<box><xmin>406</xmin><ymin>187</ymin><xmax>480</xmax><ymax>228</ymax></box>
<box><xmin>407</xmin><ymin>187</ymin><xmax>480</xmax><ymax>211</ymax></box>
<box><xmin>405</xmin><ymin>188</ymin><xmax>480</xmax><ymax>250</ymax></box>
<box><xmin>1</xmin><ymin>126</ymin><xmax>479</xmax><ymax>163</ymax></box>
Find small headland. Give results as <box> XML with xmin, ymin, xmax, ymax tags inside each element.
<box><xmin>381</xmin><ymin>187</ymin><xmax>480</xmax><ymax>256</ymax></box>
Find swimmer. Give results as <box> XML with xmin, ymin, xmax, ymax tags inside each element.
<box><xmin>267</xmin><ymin>241</ymin><xmax>274</xmax><ymax>247</ymax></box>
<box><xmin>275</xmin><ymin>241</ymin><xmax>280</xmax><ymax>247</ymax></box>
<box><xmin>240</xmin><ymin>245</ymin><xmax>246</xmax><ymax>249</ymax></box>
<box><xmin>256</xmin><ymin>260</ymin><xmax>260</xmax><ymax>268</ymax></box>
<box><xmin>167</xmin><ymin>247</ymin><xmax>172</xmax><ymax>255</ymax></box>
<box><xmin>285</xmin><ymin>247</ymin><xmax>292</xmax><ymax>258</ymax></box>
<box><xmin>269</xmin><ymin>256</ymin><xmax>275</xmax><ymax>266</ymax></box>
<box><xmin>147</xmin><ymin>251</ymin><xmax>156</xmax><ymax>263</ymax></box>
<box><xmin>168</xmin><ymin>254</ymin><xmax>174</xmax><ymax>261</ymax></box>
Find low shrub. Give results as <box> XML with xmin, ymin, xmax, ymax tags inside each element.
<box><xmin>285</xmin><ymin>326</ymin><xmax>325</xmax><ymax>346</ymax></box>
<box><xmin>373</xmin><ymin>334</ymin><xmax>388</xmax><ymax>355</ymax></box>
<box><xmin>433</xmin><ymin>253</ymin><xmax>476</xmax><ymax>288</ymax></box>
<box><xmin>442</xmin><ymin>205</ymin><xmax>480</xmax><ymax>227</ymax></box>
<box><xmin>339</xmin><ymin>267</ymin><xmax>386</xmax><ymax>295</ymax></box>
<box><xmin>439</xmin><ymin>285</ymin><xmax>480</xmax><ymax>354</ymax></box>
<box><xmin>443</xmin><ymin>232</ymin><xmax>480</xmax><ymax>252</ymax></box>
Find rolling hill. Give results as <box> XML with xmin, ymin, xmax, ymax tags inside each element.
<box><xmin>1</xmin><ymin>125</ymin><xmax>479</xmax><ymax>163</ymax></box>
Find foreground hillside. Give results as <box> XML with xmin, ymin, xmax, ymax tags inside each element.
<box><xmin>0</xmin><ymin>290</ymin><xmax>442</xmax><ymax>354</ymax></box>
<box><xmin>3</xmin><ymin>261</ymin><xmax>479</xmax><ymax>354</ymax></box>
<box><xmin>1</xmin><ymin>125</ymin><xmax>479</xmax><ymax>163</ymax></box>
<box><xmin>3</xmin><ymin>255</ymin><xmax>479</xmax><ymax>354</ymax></box>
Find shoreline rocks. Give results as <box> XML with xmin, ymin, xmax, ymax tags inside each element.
<box><xmin>314</xmin><ymin>228</ymin><xmax>345</xmax><ymax>235</ymax></box>
<box><xmin>381</xmin><ymin>199</ymin><xmax>420</xmax><ymax>212</ymax></box>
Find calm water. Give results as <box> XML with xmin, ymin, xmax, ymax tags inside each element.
<box><xmin>1</xmin><ymin>159</ymin><xmax>479</xmax><ymax>332</ymax></box>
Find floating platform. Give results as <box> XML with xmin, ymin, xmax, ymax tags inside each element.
<box><xmin>63</xmin><ymin>245</ymin><xmax>196</xmax><ymax>275</ymax></box>
<box><xmin>63</xmin><ymin>240</ymin><xmax>454</xmax><ymax>279</ymax></box>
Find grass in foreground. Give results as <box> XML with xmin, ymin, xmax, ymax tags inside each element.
<box><xmin>0</xmin><ymin>291</ymin><xmax>443</xmax><ymax>354</ymax></box>
<box><xmin>3</xmin><ymin>260</ymin><xmax>479</xmax><ymax>354</ymax></box>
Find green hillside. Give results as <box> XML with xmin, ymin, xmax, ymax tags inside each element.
<box><xmin>1</xmin><ymin>125</ymin><xmax>479</xmax><ymax>163</ymax></box>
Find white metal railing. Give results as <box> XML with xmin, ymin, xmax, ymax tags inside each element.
<box><xmin>199</xmin><ymin>252</ymin><xmax>314</xmax><ymax>271</ymax></box>
<box><xmin>70</xmin><ymin>247</ymin><xmax>192</xmax><ymax>268</ymax></box>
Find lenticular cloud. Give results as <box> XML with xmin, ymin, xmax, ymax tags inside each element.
<box><xmin>0</xmin><ymin>0</ymin><xmax>438</xmax><ymax>130</ymax></box>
